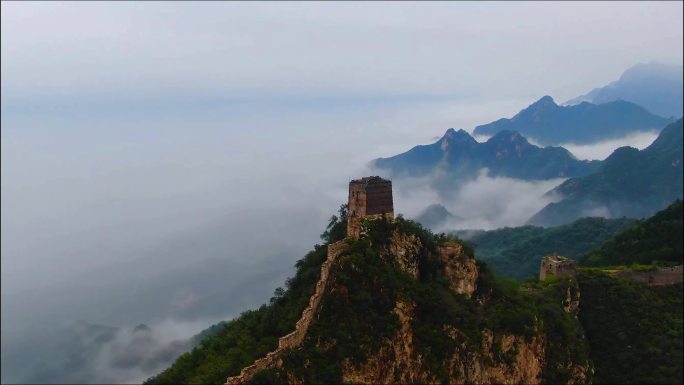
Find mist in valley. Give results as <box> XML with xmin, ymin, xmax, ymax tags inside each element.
<box><xmin>2</xmin><ymin>96</ymin><xmax>550</xmax><ymax>383</ymax></box>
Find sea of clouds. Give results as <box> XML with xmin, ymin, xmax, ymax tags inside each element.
<box><xmin>1</xmin><ymin>97</ymin><xmax>664</xmax><ymax>383</ymax></box>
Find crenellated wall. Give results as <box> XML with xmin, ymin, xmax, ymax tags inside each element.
<box><xmin>225</xmin><ymin>240</ymin><xmax>346</xmax><ymax>385</ymax></box>
<box><xmin>540</xmin><ymin>255</ymin><xmax>576</xmax><ymax>281</ymax></box>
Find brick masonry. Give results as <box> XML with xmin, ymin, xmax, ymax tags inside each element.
<box><xmin>540</xmin><ymin>254</ymin><xmax>577</xmax><ymax>281</ymax></box>
<box><xmin>348</xmin><ymin>176</ymin><xmax>394</xmax><ymax>239</ymax></box>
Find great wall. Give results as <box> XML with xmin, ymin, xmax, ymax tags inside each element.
<box><xmin>225</xmin><ymin>239</ymin><xmax>347</xmax><ymax>384</ymax></box>
<box><xmin>226</xmin><ymin>176</ymin><xmax>395</xmax><ymax>384</ymax></box>
<box><xmin>225</xmin><ymin>176</ymin><xmax>682</xmax><ymax>384</ymax></box>
<box><xmin>613</xmin><ymin>264</ymin><xmax>683</xmax><ymax>286</ymax></box>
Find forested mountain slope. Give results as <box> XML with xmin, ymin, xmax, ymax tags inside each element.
<box><xmin>529</xmin><ymin>119</ymin><xmax>683</xmax><ymax>226</ymax></box>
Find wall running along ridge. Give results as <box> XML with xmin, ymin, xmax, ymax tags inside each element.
<box><xmin>225</xmin><ymin>240</ymin><xmax>346</xmax><ymax>385</ymax></box>
<box><xmin>616</xmin><ymin>264</ymin><xmax>683</xmax><ymax>286</ymax></box>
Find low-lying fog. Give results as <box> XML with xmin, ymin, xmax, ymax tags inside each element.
<box><xmin>1</xmin><ymin>98</ymin><xmax>660</xmax><ymax>383</ymax></box>
<box><xmin>0</xmin><ymin>97</ymin><xmax>531</xmax><ymax>383</ymax></box>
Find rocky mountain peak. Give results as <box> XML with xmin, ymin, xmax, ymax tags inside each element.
<box><xmin>529</xmin><ymin>95</ymin><xmax>557</xmax><ymax>109</ymax></box>
<box><xmin>442</xmin><ymin>128</ymin><xmax>472</xmax><ymax>140</ymax></box>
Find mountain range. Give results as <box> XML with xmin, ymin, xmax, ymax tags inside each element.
<box><xmin>565</xmin><ymin>62</ymin><xmax>683</xmax><ymax>119</ymax></box>
<box><xmin>372</xmin><ymin>128</ymin><xmax>600</xmax><ymax>182</ymax></box>
<box><xmin>528</xmin><ymin>119</ymin><xmax>683</xmax><ymax>226</ymax></box>
<box><xmin>473</xmin><ymin>95</ymin><xmax>671</xmax><ymax>145</ymax></box>
<box><xmin>142</xmin><ymin>62</ymin><xmax>684</xmax><ymax>385</ymax></box>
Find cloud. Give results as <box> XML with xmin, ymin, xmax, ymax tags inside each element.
<box><xmin>4</xmin><ymin>98</ymin><xmax>521</xmax><ymax>383</ymax></box>
<box><xmin>446</xmin><ymin>172</ymin><xmax>564</xmax><ymax>231</ymax></box>
<box><xmin>5</xmin><ymin>317</ymin><xmax>230</xmax><ymax>384</ymax></box>
<box><xmin>0</xmin><ymin>98</ymin><xmax>659</xmax><ymax>382</ymax></box>
<box><xmin>581</xmin><ymin>205</ymin><xmax>611</xmax><ymax>218</ymax></box>
<box><xmin>396</xmin><ymin>169</ymin><xmax>565</xmax><ymax>232</ymax></box>
<box><xmin>89</xmin><ymin>317</ymin><xmax>230</xmax><ymax>384</ymax></box>
<box><xmin>2</xmin><ymin>2</ymin><xmax>682</xmax><ymax>105</ymax></box>
<box><xmin>558</xmin><ymin>131</ymin><xmax>660</xmax><ymax>160</ymax></box>
<box><xmin>391</xmin><ymin>173</ymin><xmax>445</xmax><ymax>220</ymax></box>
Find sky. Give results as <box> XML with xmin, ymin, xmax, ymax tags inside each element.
<box><xmin>1</xmin><ymin>1</ymin><xmax>683</xmax><ymax>383</ymax></box>
<box><xmin>3</xmin><ymin>2</ymin><xmax>683</xmax><ymax>115</ymax></box>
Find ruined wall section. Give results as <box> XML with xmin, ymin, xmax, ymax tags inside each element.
<box><xmin>225</xmin><ymin>240</ymin><xmax>347</xmax><ymax>385</ymax></box>
<box><xmin>540</xmin><ymin>255</ymin><xmax>576</xmax><ymax>281</ymax></box>
<box><xmin>617</xmin><ymin>265</ymin><xmax>683</xmax><ymax>286</ymax></box>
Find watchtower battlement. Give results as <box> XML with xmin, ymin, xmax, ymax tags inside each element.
<box><xmin>347</xmin><ymin>176</ymin><xmax>394</xmax><ymax>239</ymax></box>
<box><xmin>540</xmin><ymin>254</ymin><xmax>576</xmax><ymax>281</ymax></box>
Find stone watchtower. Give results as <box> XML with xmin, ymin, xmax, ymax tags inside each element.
<box><xmin>347</xmin><ymin>176</ymin><xmax>394</xmax><ymax>239</ymax></box>
<box><xmin>539</xmin><ymin>254</ymin><xmax>576</xmax><ymax>281</ymax></box>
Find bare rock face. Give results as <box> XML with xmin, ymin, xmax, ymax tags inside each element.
<box><xmin>383</xmin><ymin>235</ymin><xmax>478</xmax><ymax>299</ymax></box>
<box><xmin>438</xmin><ymin>242</ymin><xmax>478</xmax><ymax>298</ymax></box>
<box><xmin>384</xmin><ymin>230</ymin><xmax>422</xmax><ymax>278</ymax></box>
<box><xmin>337</xmin><ymin>301</ymin><xmax>591</xmax><ymax>384</ymax></box>
<box><xmin>563</xmin><ymin>282</ymin><xmax>580</xmax><ymax>315</ymax></box>
<box><xmin>469</xmin><ymin>329</ymin><xmax>545</xmax><ymax>384</ymax></box>
<box><xmin>340</xmin><ymin>301</ymin><xmax>428</xmax><ymax>384</ymax></box>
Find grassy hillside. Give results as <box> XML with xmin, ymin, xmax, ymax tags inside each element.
<box><xmin>247</xmin><ymin>217</ymin><xmax>589</xmax><ymax>384</ymax></box>
<box><xmin>577</xmin><ymin>270</ymin><xmax>683</xmax><ymax>384</ymax></box>
<box><xmin>144</xmin><ymin>244</ymin><xmax>328</xmax><ymax>385</ymax></box>
<box><xmin>582</xmin><ymin>200</ymin><xmax>683</xmax><ymax>267</ymax></box>
<box><xmin>454</xmin><ymin>217</ymin><xmax>634</xmax><ymax>279</ymax></box>
<box><xmin>146</xmin><ymin>203</ymin><xmax>682</xmax><ymax>384</ymax></box>
<box><xmin>146</xmin><ymin>214</ymin><xmax>590</xmax><ymax>384</ymax></box>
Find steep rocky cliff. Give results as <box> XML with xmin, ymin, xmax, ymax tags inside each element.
<box><xmin>144</xmin><ymin>207</ymin><xmax>682</xmax><ymax>385</ymax></box>
<box><xmin>235</xmin><ymin>217</ymin><xmax>592</xmax><ymax>384</ymax></box>
<box><xmin>437</xmin><ymin>242</ymin><xmax>478</xmax><ymax>298</ymax></box>
<box><xmin>338</xmin><ymin>300</ymin><xmax>552</xmax><ymax>384</ymax></box>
